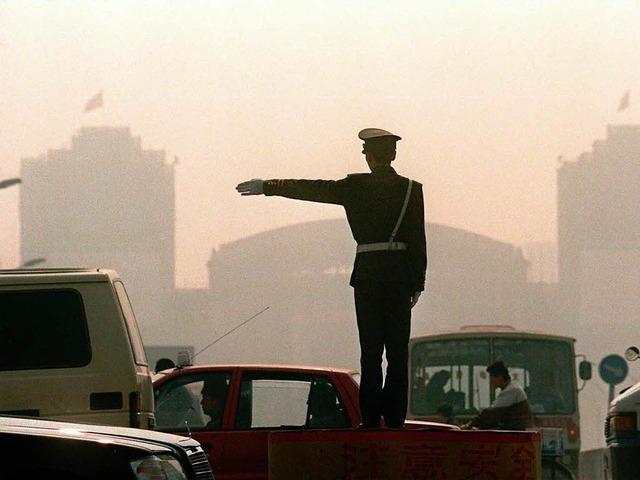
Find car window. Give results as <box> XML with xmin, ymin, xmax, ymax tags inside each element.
<box><xmin>154</xmin><ymin>371</ymin><xmax>231</xmax><ymax>431</ymax></box>
<box><xmin>235</xmin><ymin>372</ymin><xmax>350</xmax><ymax>429</ymax></box>
<box><xmin>237</xmin><ymin>377</ymin><xmax>310</xmax><ymax>428</ymax></box>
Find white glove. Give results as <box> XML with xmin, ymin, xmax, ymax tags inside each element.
<box><xmin>236</xmin><ymin>179</ymin><xmax>264</xmax><ymax>196</ymax></box>
<box><xmin>410</xmin><ymin>291</ymin><xmax>421</xmax><ymax>308</ymax></box>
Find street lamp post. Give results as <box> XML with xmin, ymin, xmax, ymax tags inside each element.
<box><xmin>0</xmin><ymin>178</ymin><xmax>21</xmax><ymax>190</ymax></box>
<box><xmin>1</xmin><ymin>177</ymin><xmax>22</xmax><ymax>270</ymax></box>
<box><xmin>21</xmin><ymin>258</ymin><xmax>46</xmax><ymax>268</ymax></box>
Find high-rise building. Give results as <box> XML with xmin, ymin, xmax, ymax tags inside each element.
<box><xmin>522</xmin><ymin>241</ymin><xmax>558</xmax><ymax>284</ymax></box>
<box><xmin>20</xmin><ymin>126</ymin><xmax>175</xmax><ymax>336</ymax></box>
<box><xmin>557</xmin><ymin>124</ymin><xmax>640</xmax><ymax>326</ymax></box>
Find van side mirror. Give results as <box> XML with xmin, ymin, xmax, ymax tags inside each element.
<box><xmin>625</xmin><ymin>346</ymin><xmax>640</xmax><ymax>362</ymax></box>
<box><xmin>579</xmin><ymin>360</ymin><xmax>592</xmax><ymax>381</ymax></box>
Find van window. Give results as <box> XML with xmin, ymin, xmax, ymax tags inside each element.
<box><xmin>0</xmin><ymin>289</ymin><xmax>91</xmax><ymax>371</ymax></box>
<box><xmin>113</xmin><ymin>280</ymin><xmax>147</xmax><ymax>366</ymax></box>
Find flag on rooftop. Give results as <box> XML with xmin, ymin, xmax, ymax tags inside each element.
<box><xmin>617</xmin><ymin>90</ymin><xmax>630</xmax><ymax>112</ymax></box>
<box><xmin>84</xmin><ymin>90</ymin><xmax>103</xmax><ymax>113</ymax></box>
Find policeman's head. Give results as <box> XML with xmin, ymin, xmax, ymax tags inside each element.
<box><xmin>358</xmin><ymin>128</ymin><xmax>401</xmax><ymax>165</ymax></box>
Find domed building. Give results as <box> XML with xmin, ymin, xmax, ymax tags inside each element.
<box><xmin>204</xmin><ymin>219</ymin><xmax>539</xmax><ymax>368</ymax></box>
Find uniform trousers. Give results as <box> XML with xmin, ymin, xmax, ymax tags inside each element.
<box><xmin>354</xmin><ymin>282</ymin><xmax>412</xmax><ymax>429</ymax></box>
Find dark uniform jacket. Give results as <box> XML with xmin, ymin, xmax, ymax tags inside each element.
<box><xmin>467</xmin><ymin>399</ymin><xmax>534</xmax><ymax>430</ymax></box>
<box><xmin>263</xmin><ymin>165</ymin><xmax>427</xmax><ymax>292</ymax></box>
<box><xmin>467</xmin><ymin>381</ymin><xmax>534</xmax><ymax>430</ymax></box>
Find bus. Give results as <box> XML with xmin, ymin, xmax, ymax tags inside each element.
<box><xmin>407</xmin><ymin>325</ymin><xmax>592</xmax><ymax>475</ymax></box>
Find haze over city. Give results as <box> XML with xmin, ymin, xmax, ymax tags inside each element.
<box><xmin>2</xmin><ymin>1</ymin><xmax>639</xmax><ymax>287</ymax></box>
<box><xmin>5</xmin><ymin>2</ymin><xmax>640</xmax><ymax>458</ymax></box>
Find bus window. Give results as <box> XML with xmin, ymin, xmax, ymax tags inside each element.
<box><xmin>410</xmin><ymin>339</ymin><xmax>491</xmax><ymax>416</ymax></box>
<box><xmin>494</xmin><ymin>338</ymin><xmax>574</xmax><ymax>414</ymax></box>
<box><xmin>410</xmin><ymin>336</ymin><xmax>575</xmax><ymax>416</ymax></box>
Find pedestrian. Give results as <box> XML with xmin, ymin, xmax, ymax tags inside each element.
<box><xmin>460</xmin><ymin>360</ymin><xmax>534</xmax><ymax>430</ymax></box>
<box><xmin>236</xmin><ymin>128</ymin><xmax>427</xmax><ymax>429</ymax></box>
<box><xmin>154</xmin><ymin>357</ymin><xmax>175</xmax><ymax>373</ymax></box>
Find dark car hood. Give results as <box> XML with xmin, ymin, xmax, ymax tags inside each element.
<box><xmin>0</xmin><ymin>415</ymin><xmax>197</xmax><ymax>449</ymax></box>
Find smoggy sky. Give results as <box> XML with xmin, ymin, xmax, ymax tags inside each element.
<box><xmin>1</xmin><ymin>1</ymin><xmax>639</xmax><ymax>287</ymax></box>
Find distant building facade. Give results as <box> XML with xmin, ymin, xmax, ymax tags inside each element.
<box><xmin>20</xmin><ymin>126</ymin><xmax>175</xmax><ymax>337</ymax></box>
<box><xmin>522</xmin><ymin>241</ymin><xmax>558</xmax><ymax>284</ymax></box>
<box><xmin>205</xmin><ymin>220</ymin><xmax>540</xmax><ymax>367</ymax></box>
<box><xmin>557</xmin><ymin>124</ymin><xmax>640</xmax><ymax>326</ymax></box>
<box><xmin>17</xmin><ymin>124</ymin><xmax>570</xmax><ymax>367</ymax></box>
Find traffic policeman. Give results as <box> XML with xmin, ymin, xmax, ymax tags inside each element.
<box><xmin>236</xmin><ymin>128</ymin><xmax>427</xmax><ymax>429</ymax></box>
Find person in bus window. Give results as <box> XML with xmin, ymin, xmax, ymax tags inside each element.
<box><xmin>527</xmin><ymin>368</ymin><xmax>567</xmax><ymax>414</ymax></box>
<box><xmin>460</xmin><ymin>360</ymin><xmax>533</xmax><ymax>430</ymax></box>
<box><xmin>424</xmin><ymin>369</ymin><xmax>450</xmax><ymax>413</ymax></box>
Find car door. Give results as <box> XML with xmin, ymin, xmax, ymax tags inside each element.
<box><xmin>155</xmin><ymin>368</ymin><xmax>351</xmax><ymax>480</ymax></box>
<box><xmin>220</xmin><ymin>369</ymin><xmax>351</xmax><ymax>479</ymax></box>
<box><xmin>154</xmin><ymin>369</ymin><xmax>233</xmax><ymax>477</ymax></box>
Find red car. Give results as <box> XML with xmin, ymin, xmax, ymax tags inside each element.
<box><xmin>153</xmin><ymin>364</ymin><xmax>456</xmax><ymax>479</ymax></box>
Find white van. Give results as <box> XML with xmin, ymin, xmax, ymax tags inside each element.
<box><xmin>604</xmin><ymin>345</ymin><xmax>640</xmax><ymax>479</ymax></box>
<box><xmin>0</xmin><ymin>268</ymin><xmax>154</xmax><ymax>429</ymax></box>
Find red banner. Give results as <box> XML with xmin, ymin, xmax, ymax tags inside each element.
<box><xmin>269</xmin><ymin>429</ymin><xmax>541</xmax><ymax>480</ymax></box>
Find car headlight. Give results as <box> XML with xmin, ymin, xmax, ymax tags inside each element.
<box><xmin>131</xmin><ymin>454</ymin><xmax>189</xmax><ymax>480</ymax></box>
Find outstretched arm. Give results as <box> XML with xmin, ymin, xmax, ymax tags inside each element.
<box><xmin>236</xmin><ymin>179</ymin><xmax>264</xmax><ymax>195</ymax></box>
<box><xmin>238</xmin><ymin>178</ymin><xmax>348</xmax><ymax>205</ymax></box>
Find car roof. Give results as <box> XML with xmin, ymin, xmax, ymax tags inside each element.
<box><xmin>410</xmin><ymin>325</ymin><xmax>576</xmax><ymax>343</ymax></box>
<box><xmin>0</xmin><ymin>268</ymin><xmax>118</xmax><ymax>285</ymax></box>
<box><xmin>0</xmin><ymin>415</ymin><xmax>198</xmax><ymax>450</ymax></box>
<box><xmin>156</xmin><ymin>363</ymin><xmax>359</xmax><ymax>377</ymax></box>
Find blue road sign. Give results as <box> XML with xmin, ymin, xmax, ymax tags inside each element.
<box><xmin>599</xmin><ymin>354</ymin><xmax>628</xmax><ymax>385</ymax></box>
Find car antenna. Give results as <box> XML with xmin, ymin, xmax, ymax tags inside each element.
<box><xmin>191</xmin><ymin>306</ymin><xmax>270</xmax><ymax>362</ymax></box>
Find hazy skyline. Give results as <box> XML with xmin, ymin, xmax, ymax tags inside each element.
<box><xmin>2</xmin><ymin>1</ymin><xmax>640</xmax><ymax>287</ymax></box>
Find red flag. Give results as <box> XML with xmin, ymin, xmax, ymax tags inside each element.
<box><xmin>84</xmin><ymin>90</ymin><xmax>103</xmax><ymax>113</ymax></box>
<box><xmin>617</xmin><ymin>90</ymin><xmax>630</xmax><ymax>112</ymax></box>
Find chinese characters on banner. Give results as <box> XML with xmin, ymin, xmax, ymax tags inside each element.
<box><xmin>269</xmin><ymin>430</ymin><xmax>541</xmax><ymax>480</ymax></box>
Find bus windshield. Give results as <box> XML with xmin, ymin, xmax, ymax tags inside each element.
<box><xmin>409</xmin><ymin>337</ymin><xmax>575</xmax><ymax>417</ymax></box>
